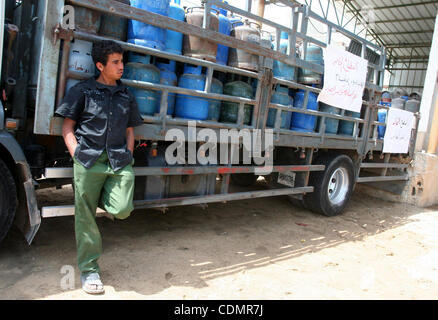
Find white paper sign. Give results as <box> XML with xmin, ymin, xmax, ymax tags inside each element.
<box><xmin>383</xmin><ymin>108</ymin><xmax>415</xmax><ymax>154</ymax></box>
<box><xmin>317</xmin><ymin>45</ymin><xmax>368</xmax><ymax>113</ymax></box>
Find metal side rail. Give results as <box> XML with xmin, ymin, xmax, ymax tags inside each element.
<box><xmin>41</xmin><ymin>187</ymin><xmax>314</xmax><ymax>218</ymax></box>
<box><xmin>44</xmin><ymin>164</ymin><xmax>325</xmax><ymax>179</ymax></box>
<box><xmin>357</xmin><ymin>161</ymin><xmax>410</xmax><ymax>183</ymax></box>
<box><xmin>356</xmin><ymin>176</ymin><xmax>409</xmax><ymax>183</ymax></box>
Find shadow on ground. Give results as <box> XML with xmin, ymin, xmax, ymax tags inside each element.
<box><xmin>0</xmin><ymin>180</ymin><xmax>429</xmax><ymax>299</ymax></box>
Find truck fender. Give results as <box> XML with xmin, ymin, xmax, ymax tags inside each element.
<box><xmin>0</xmin><ymin>110</ymin><xmax>41</xmax><ymax>244</ymax></box>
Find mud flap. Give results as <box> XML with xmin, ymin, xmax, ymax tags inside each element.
<box><xmin>14</xmin><ymin>161</ymin><xmax>41</xmax><ymax>245</ymax></box>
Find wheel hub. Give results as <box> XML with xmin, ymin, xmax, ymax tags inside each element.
<box><xmin>327</xmin><ymin>167</ymin><xmax>349</xmax><ymax>205</ymax></box>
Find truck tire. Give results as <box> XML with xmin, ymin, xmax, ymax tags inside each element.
<box><xmin>230</xmin><ymin>173</ymin><xmax>258</xmax><ymax>187</ymax></box>
<box><xmin>304</xmin><ymin>154</ymin><xmax>355</xmax><ymax>217</ymax></box>
<box><xmin>0</xmin><ymin>158</ymin><xmax>18</xmax><ymax>242</ymax></box>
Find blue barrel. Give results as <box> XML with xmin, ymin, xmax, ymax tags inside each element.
<box><xmin>207</xmin><ymin>78</ymin><xmax>223</xmax><ymax>121</ymax></box>
<box><xmin>175</xmin><ymin>64</ymin><xmax>209</xmax><ymax>120</ymax></box>
<box><xmin>156</xmin><ymin>60</ymin><xmax>177</xmax><ymax>116</ymax></box>
<box><xmin>298</xmin><ymin>45</ymin><xmax>324</xmax><ymax>85</ymax></box>
<box><xmin>165</xmin><ymin>0</ymin><xmax>185</xmax><ymax>55</ymax></box>
<box><xmin>291</xmin><ymin>90</ymin><xmax>318</xmax><ymax>132</ymax></box>
<box><xmin>212</xmin><ymin>4</ymin><xmax>231</xmax><ymax>65</ymax></box>
<box><xmin>123</xmin><ymin>54</ymin><xmax>161</xmax><ymax>116</ymax></box>
<box><xmin>338</xmin><ymin>111</ymin><xmax>361</xmax><ymax>136</ymax></box>
<box><xmin>127</xmin><ymin>0</ymin><xmax>170</xmax><ymax>50</ymax></box>
<box><xmin>318</xmin><ymin>102</ymin><xmax>341</xmax><ymax>134</ymax></box>
<box><xmin>273</xmin><ymin>31</ymin><xmax>297</xmax><ymax>82</ymax></box>
<box><xmin>267</xmin><ymin>85</ymin><xmax>293</xmax><ymax>129</ymax></box>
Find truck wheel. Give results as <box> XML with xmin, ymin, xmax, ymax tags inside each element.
<box><xmin>0</xmin><ymin>158</ymin><xmax>18</xmax><ymax>242</ymax></box>
<box><xmin>230</xmin><ymin>173</ymin><xmax>258</xmax><ymax>187</ymax></box>
<box><xmin>304</xmin><ymin>154</ymin><xmax>355</xmax><ymax>217</ymax></box>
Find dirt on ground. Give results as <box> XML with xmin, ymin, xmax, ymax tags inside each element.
<box><xmin>1</xmin><ymin>181</ymin><xmax>438</xmax><ymax>300</ymax></box>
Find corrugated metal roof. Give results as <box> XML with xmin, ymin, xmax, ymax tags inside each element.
<box><xmin>343</xmin><ymin>0</ymin><xmax>438</xmax><ymax>61</ymax></box>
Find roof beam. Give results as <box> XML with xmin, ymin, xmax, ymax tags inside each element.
<box><xmin>372</xmin><ymin>17</ymin><xmax>437</xmax><ymax>24</ymax></box>
<box><xmin>392</xmin><ymin>55</ymin><xmax>430</xmax><ymax>60</ymax></box>
<box><xmin>371</xmin><ymin>1</ymin><xmax>438</xmax><ymax>10</ymax></box>
<box><xmin>340</xmin><ymin>0</ymin><xmax>384</xmax><ymax>46</ymax></box>
<box><xmin>345</xmin><ymin>0</ymin><xmax>438</xmax><ymax>11</ymax></box>
<box><xmin>387</xmin><ymin>68</ymin><xmax>427</xmax><ymax>71</ymax></box>
<box><xmin>375</xmin><ymin>30</ymin><xmax>435</xmax><ymax>36</ymax></box>
<box><xmin>385</xmin><ymin>42</ymin><xmax>432</xmax><ymax>49</ymax></box>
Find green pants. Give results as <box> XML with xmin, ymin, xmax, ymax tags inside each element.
<box><xmin>73</xmin><ymin>151</ymin><xmax>135</xmax><ymax>276</ymax></box>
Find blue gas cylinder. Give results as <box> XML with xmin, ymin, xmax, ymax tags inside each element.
<box><xmin>127</xmin><ymin>0</ymin><xmax>170</xmax><ymax>50</ymax></box>
<box><xmin>229</xmin><ymin>14</ymin><xmax>243</xmax><ymax>28</ymax></box>
<box><xmin>127</xmin><ymin>51</ymin><xmax>153</xmax><ymax>64</ymax></box>
<box><xmin>212</xmin><ymin>4</ymin><xmax>231</xmax><ymax>65</ymax></box>
<box><xmin>220</xmin><ymin>81</ymin><xmax>254</xmax><ymax>125</ymax></box>
<box><xmin>123</xmin><ymin>54</ymin><xmax>161</xmax><ymax>116</ymax></box>
<box><xmin>175</xmin><ymin>64</ymin><xmax>209</xmax><ymax>120</ymax></box>
<box><xmin>156</xmin><ymin>60</ymin><xmax>177</xmax><ymax>116</ymax></box>
<box><xmin>381</xmin><ymin>91</ymin><xmax>391</xmax><ymax>104</ymax></box>
<box><xmin>290</xmin><ymin>90</ymin><xmax>318</xmax><ymax>132</ymax></box>
<box><xmin>207</xmin><ymin>78</ymin><xmax>223</xmax><ymax>121</ymax></box>
<box><xmin>338</xmin><ymin>111</ymin><xmax>361</xmax><ymax>136</ymax></box>
<box><xmin>273</xmin><ymin>31</ymin><xmax>297</xmax><ymax>82</ymax></box>
<box><xmin>377</xmin><ymin>109</ymin><xmax>387</xmax><ymax>139</ymax></box>
<box><xmin>298</xmin><ymin>45</ymin><xmax>324</xmax><ymax>85</ymax></box>
<box><xmin>99</xmin><ymin>0</ymin><xmax>129</xmax><ymax>40</ymax></box>
<box><xmin>267</xmin><ymin>85</ymin><xmax>293</xmax><ymax>129</ymax></box>
<box><xmin>318</xmin><ymin>102</ymin><xmax>341</xmax><ymax>134</ymax></box>
<box><xmin>377</xmin><ymin>102</ymin><xmax>391</xmax><ymax>139</ymax></box>
<box><xmin>165</xmin><ymin>0</ymin><xmax>185</xmax><ymax>55</ymax></box>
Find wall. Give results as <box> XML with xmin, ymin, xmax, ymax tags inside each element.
<box><xmin>416</xmin><ymin>14</ymin><xmax>438</xmax><ymax>152</ymax></box>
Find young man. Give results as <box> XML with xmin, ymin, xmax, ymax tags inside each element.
<box><xmin>55</xmin><ymin>40</ymin><xmax>143</xmax><ymax>294</ymax></box>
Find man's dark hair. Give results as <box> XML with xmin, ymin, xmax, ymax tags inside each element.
<box><xmin>91</xmin><ymin>40</ymin><xmax>124</xmax><ymax>66</ymax></box>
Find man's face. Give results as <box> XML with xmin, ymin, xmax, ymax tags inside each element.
<box><xmin>97</xmin><ymin>53</ymin><xmax>124</xmax><ymax>81</ymax></box>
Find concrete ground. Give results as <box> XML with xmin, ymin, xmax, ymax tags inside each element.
<box><xmin>0</xmin><ymin>182</ymin><xmax>438</xmax><ymax>300</ymax></box>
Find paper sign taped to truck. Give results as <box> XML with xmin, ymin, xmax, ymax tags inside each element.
<box><xmin>317</xmin><ymin>45</ymin><xmax>368</xmax><ymax>113</ymax></box>
<box><xmin>383</xmin><ymin>108</ymin><xmax>415</xmax><ymax>154</ymax></box>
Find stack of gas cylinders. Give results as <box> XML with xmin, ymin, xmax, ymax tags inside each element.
<box><xmin>66</xmin><ymin>1</ymin><xmax>368</xmax><ymax>135</ymax></box>
<box><xmin>376</xmin><ymin>89</ymin><xmax>421</xmax><ymax>139</ymax></box>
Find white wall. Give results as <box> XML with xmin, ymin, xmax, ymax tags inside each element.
<box><xmin>418</xmin><ymin>14</ymin><xmax>438</xmax><ymax>134</ymax></box>
<box><xmin>388</xmin><ymin>61</ymin><xmax>428</xmax><ymax>95</ymax></box>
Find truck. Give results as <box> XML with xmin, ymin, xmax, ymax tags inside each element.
<box><xmin>0</xmin><ymin>0</ymin><xmax>420</xmax><ymax>245</ymax></box>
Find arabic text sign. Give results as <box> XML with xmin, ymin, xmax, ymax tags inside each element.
<box><xmin>317</xmin><ymin>45</ymin><xmax>368</xmax><ymax>113</ymax></box>
<box><xmin>383</xmin><ymin>108</ymin><xmax>415</xmax><ymax>154</ymax></box>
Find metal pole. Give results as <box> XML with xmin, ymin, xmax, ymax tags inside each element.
<box><xmin>257</xmin><ymin>0</ymin><xmax>265</xmax><ymax>27</ymax></box>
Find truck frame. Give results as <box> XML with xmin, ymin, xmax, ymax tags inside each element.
<box><xmin>0</xmin><ymin>0</ymin><xmax>420</xmax><ymax>244</ymax></box>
